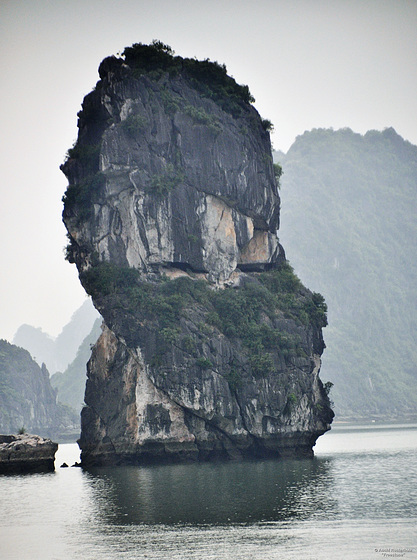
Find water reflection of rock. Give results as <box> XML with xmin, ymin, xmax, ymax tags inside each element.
<box><xmin>84</xmin><ymin>458</ymin><xmax>336</xmax><ymax>525</ymax></box>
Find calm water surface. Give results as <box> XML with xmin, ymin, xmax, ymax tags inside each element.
<box><xmin>1</xmin><ymin>423</ymin><xmax>416</xmax><ymax>559</ymax></box>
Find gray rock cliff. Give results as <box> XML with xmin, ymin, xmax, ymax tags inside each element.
<box><xmin>61</xmin><ymin>42</ymin><xmax>333</xmax><ymax>466</ymax></box>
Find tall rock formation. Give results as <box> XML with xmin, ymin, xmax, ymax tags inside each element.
<box><xmin>61</xmin><ymin>42</ymin><xmax>333</xmax><ymax>466</ymax></box>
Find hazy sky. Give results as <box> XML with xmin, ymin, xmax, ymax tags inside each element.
<box><xmin>1</xmin><ymin>0</ymin><xmax>416</xmax><ymax>342</ymax></box>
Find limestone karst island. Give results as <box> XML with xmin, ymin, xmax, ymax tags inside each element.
<box><xmin>61</xmin><ymin>41</ymin><xmax>334</xmax><ymax>467</ymax></box>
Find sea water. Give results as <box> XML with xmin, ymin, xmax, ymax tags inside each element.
<box><xmin>0</xmin><ymin>423</ymin><xmax>416</xmax><ymax>560</ymax></box>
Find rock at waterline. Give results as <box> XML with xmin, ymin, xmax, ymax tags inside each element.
<box><xmin>0</xmin><ymin>434</ymin><xmax>58</xmax><ymax>474</ymax></box>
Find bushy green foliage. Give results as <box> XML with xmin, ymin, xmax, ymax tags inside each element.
<box><xmin>80</xmin><ymin>261</ymin><xmax>143</xmax><ymax>297</ymax></box>
<box><xmin>62</xmin><ymin>172</ymin><xmax>105</xmax><ymax>221</ymax></box>
<box><xmin>161</xmin><ymin>327</ymin><xmax>181</xmax><ymax>345</ymax></box>
<box><xmin>283</xmin><ymin>392</ymin><xmax>297</xmax><ymax>416</ymax></box>
<box><xmin>160</xmin><ymin>89</ymin><xmax>181</xmax><ymax>114</ymax></box>
<box><xmin>273</xmin><ymin>163</ymin><xmax>283</xmax><ymax>189</ymax></box>
<box><xmin>261</xmin><ymin>119</ymin><xmax>274</xmax><ymax>132</ymax></box>
<box><xmin>81</xmin><ymin>260</ymin><xmax>325</xmax><ymax>382</ymax></box>
<box><xmin>123</xmin><ymin>40</ymin><xmax>176</xmax><ymax>73</ymax></box>
<box><xmin>207</xmin><ymin>273</ymin><xmax>308</xmax><ymax>376</ymax></box>
<box><xmin>183</xmin><ymin>104</ymin><xmax>221</xmax><ymax>133</ymax></box>
<box><xmin>181</xmin><ymin>335</ymin><xmax>197</xmax><ymax>354</ymax></box>
<box><xmin>81</xmin><ymin>264</ymin><xmax>207</xmax><ymax>328</ymax></box>
<box><xmin>195</xmin><ymin>357</ymin><xmax>213</xmax><ymax>369</ymax></box>
<box><xmin>147</xmin><ymin>164</ymin><xmax>184</xmax><ymax>196</ymax></box>
<box><xmin>323</xmin><ymin>381</ymin><xmax>333</xmax><ymax>395</ymax></box>
<box><xmin>65</xmin><ymin>143</ymin><xmax>101</xmax><ymax>168</ymax></box>
<box><xmin>120</xmin><ymin>114</ymin><xmax>148</xmax><ymax>137</ymax></box>
<box><xmin>184</xmin><ymin>58</ymin><xmax>255</xmax><ymax>115</ymax></box>
<box><xmin>62</xmin><ymin>140</ymin><xmax>104</xmax><ymax>224</ymax></box>
<box><xmin>122</xmin><ymin>40</ymin><xmax>255</xmax><ymax>116</ymax></box>
<box><xmin>223</xmin><ymin>363</ymin><xmax>242</xmax><ymax>391</ymax></box>
<box><xmin>256</xmin><ymin>264</ymin><xmax>327</xmax><ymax>328</ymax></box>
<box><xmin>259</xmin><ymin>262</ymin><xmax>301</xmax><ymax>293</ymax></box>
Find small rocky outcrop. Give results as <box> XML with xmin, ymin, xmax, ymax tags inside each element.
<box><xmin>61</xmin><ymin>42</ymin><xmax>333</xmax><ymax>466</ymax></box>
<box><xmin>0</xmin><ymin>434</ymin><xmax>58</xmax><ymax>474</ymax></box>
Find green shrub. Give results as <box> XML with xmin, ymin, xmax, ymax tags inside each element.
<box><xmin>273</xmin><ymin>163</ymin><xmax>283</xmax><ymax>189</ymax></box>
<box><xmin>259</xmin><ymin>262</ymin><xmax>301</xmax><ymax>294</ymax></box>
<box><xmin>302</xmin><ymin>292</ymin><xmax>328</xmax><ymax>327</ymax></box>
<box><xmin>224</xmin><ymin>364</ymin><xmax>242</xmax><ymax>391</ymax></box>
<box><xmin>284</xmin><ymin>392</ymin><xmax>297</xmax><ymax>415</ymax></box>
<box><xmin>80</xmin><ymin>260</ymin><xmax>325</xmax><ymax>380</ymax></box>
<box><xmin>182</xmin><ymin>335</ymin><xmax>197</xmax><ymax>354</ymax></box>
<box><xmin>195</xmin><ymin>357</ymin><xmax>213</xmax><ymax>369</ymax></box>
<box><xmin>121</xmin><ymin>114</ymin><xmax>148</xmax><ymax>137</ymax></box>
<box><xmin>183</xmin><ymin>104</ymin><xmax>221</xmax><ymax>133</ymax></box>
<box><xmin>249</xmin><ymin>352</ymin><xmax>274</xmax><ymax>377</ymax></box>
<box><xmin>160</xmin><ymin>89</ymin><xmax>181</xmax><ymax>114</ymax></box>
<box><xmin>65</xmin><ymin>142</ymin><xmax>101</xmax><ymax>169</ymax></box>
<box><xmin>80</xmin><ymin>261</ymin><xmax>142</xmax><ymax>297</ymax></box>
<box><xmin>147</xmin><ymin>164</ymin><xmax>184</xmax><ymax>196</ymax></box>
<box><xmin>207</xmin><ymin>276</ymin><xmax>302</xmax><ymax>376</ymax></box>
<box><xmin>123</xmin><ymin>40</ymin><xmax>176</xmax><ymax>73</ymax></box>
<box><xmin>273</xmin><ymin>163</ymin><xmax>283</xmax><ymax>180</ymax></box>
<box><xmin>122</xmin><ymin>41</ymin><xmax>255</xmax><ymax>117</ymax></box>
<box><xmin>62</xmin><ymin>172</ymin><xmax>106</xmax><ymax>223</ymax></box>
<box><xmin>161</xmin><ymin>327</ymin><xmax>180</xmax><ymax>345</ymax></box>
<box><xmin>261</xmin><ymin>119</ymin><xmax>274</xmax><ymax>132</ymax></box>
<box><xmin>323</xmin><ymin>381</ymin><xmax>334</xmax><ymax>396</ymax></box>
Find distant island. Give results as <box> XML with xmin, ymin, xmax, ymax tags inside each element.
<box><xmin>0</xmin><ymin>339</ymin><xmax>78</xmax><ymax>439</ymax></box>
<box><xmin>276</xmin><ymin>127</ymin><xmax>417</xmax><ymax>420</ymax></box>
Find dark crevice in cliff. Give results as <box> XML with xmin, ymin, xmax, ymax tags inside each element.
<box><xmin>164</xmin><ymin>261</ymin><xmax>206</xmax><ymax>274</ymax></box>
<box><xmin>237</xmin><ymin>262</ymin><xmax>279</xmax><ymax>273</ymax></box>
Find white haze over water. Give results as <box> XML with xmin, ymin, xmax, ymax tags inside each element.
<box><xmin>1</xmin><ymin>0</ymin><xmax>416</xmax><ymax>341</ymax></box>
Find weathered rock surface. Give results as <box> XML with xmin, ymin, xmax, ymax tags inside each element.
<box><xmin>61</xmin><ymin>42</ymin><xmax>333</xmax><ymax>466</ymax></box>
<box><xmin>0</xmin><ymin>434</ymin><xmax>58</xmax><ymax>474</ymax></box>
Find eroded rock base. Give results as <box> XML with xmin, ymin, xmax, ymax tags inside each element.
<box><xmin>0</xmin><ymin>434</ymin><xmax>58</xmax><ymax>474</ymax></box>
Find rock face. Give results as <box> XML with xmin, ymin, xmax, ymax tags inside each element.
<box><xmin>61</xmin><ymin>42</ymin><xmax>333</xmax><ymax>466</ymax></box>
<box><xmin>0</xmin><ymin>434</ymin><xmax>58</xmax><ymax>474</ymax></box>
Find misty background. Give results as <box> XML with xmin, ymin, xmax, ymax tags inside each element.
<box><xmin>1</xmin><ymin>0</ymin><xmax>416</xmax><ymax>342</ymax></box>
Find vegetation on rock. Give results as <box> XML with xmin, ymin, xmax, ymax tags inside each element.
<box><xmin>80</xmin><ymin>260</ymin><xmax>326</xmax><ymax>386</ymax></box>
<box><xmin>123</xmin><ymin>40</ymin><xmax>255</xmax><ymax>115</ymax></box>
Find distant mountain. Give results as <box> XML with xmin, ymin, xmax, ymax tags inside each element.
<box><xmin>0</xmin><ymin>339</ymin><xmax>78</xmax><ymax>438</ymax></box>
<box><xmin>13</xmin><ymin>299</ymin><xmax>100</xmax><ymax>374</ymax></box>
<box><xmin>51</xmin><ymin>318</ymin><xmax>102</xmax><ymax>414</ymax></box>
<box><xmin>275</xmin><ymin>127</ymin><xmax>417</xmax><ymax>419</ymax></box>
